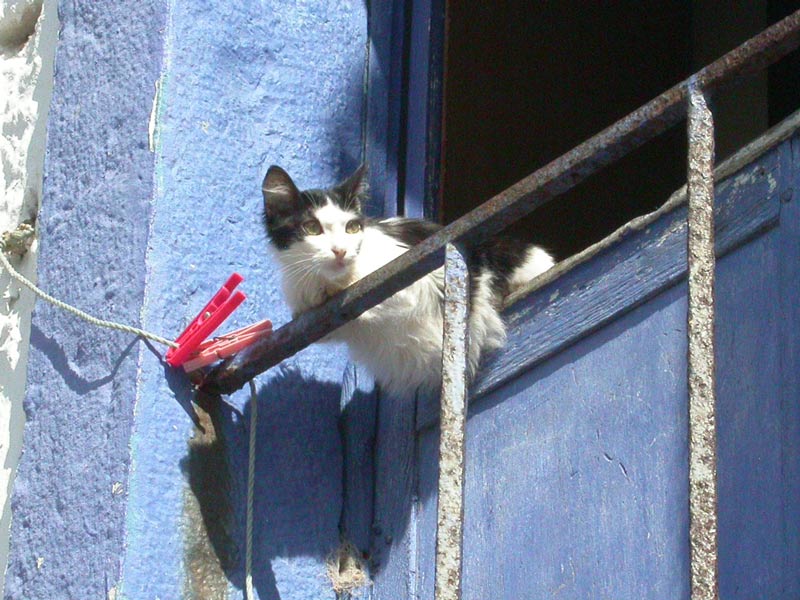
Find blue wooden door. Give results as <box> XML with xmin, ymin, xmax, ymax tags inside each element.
<box><xmin>368</xmin><ymin>117</ymin><xmax>800</xmax><ymax>599</ymax></box>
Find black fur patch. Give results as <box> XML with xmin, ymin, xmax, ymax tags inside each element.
<box><xmin>263</xmin><ymin>190</ymin><xmax>329</xmax><ymax>250</ymax></box>
<box><xmin>373</xmin><ymin>217</ymin><xmax>442</xmax><ymax>247</ymax></box>
<box><xmin>262</xmin><ymin>165</ymin><xmax>367</xmax><ymax>250</ymax></box>
<box><xmin>375</xmin><ymin>216</ymin><xmax>535</xmax><ymax>301</ymax></box>
<box><xmin>470</xmin><ymin>237</ymin><xmax>532</xmax><ymax>299</ymax></box>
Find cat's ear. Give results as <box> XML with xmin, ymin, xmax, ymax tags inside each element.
<box><xmin>335</xmin><ymin>163</ymin><xmax>369</xmax><ymax>212</ymax></box>
<box><xmin>262</xmin><ymin>165</ymin><xmax>301</xmax><ymax>220</ymax></box>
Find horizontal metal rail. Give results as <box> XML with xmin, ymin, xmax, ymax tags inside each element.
<box><xmin>202</xmin><ymin>9</ymin><xmax>800</xmax><ymax>396</ymax></box>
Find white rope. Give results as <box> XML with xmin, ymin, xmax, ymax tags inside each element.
<box><xmin>0</xmin><ymin>246</ymin><xmax>177</xmax><ymax>348</ymax></box>
<box><xmin>245</xmin><ymin>379</ymin><xmax>258</xmax><ymax>600</ymax></box>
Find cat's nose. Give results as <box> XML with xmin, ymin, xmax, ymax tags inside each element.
<box><xmin>332</xmin><ymin>247</ymin><xmax>347</xmax><ymax>260</ymax></box>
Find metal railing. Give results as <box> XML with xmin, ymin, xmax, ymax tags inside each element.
<box><xmin>203</xmin><ymin>11</ymin><xmax>800</xmax><ymax>600</ymax></box>
<box><xmin>686</xmin><ymin>85</ymin><xmax>719</xmax><ymax>600</ymax></box>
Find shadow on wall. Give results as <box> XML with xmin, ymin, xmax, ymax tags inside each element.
<box><xmin>176</xmin><ymin>367</ymin><xmax>377</xmax><ymax>600</ymax></box>
<box><xmin>29</xmin><ymin>324</ymin><xmax>139</xmax><ymax>394</ymax></box>
<box><xmin>163</xmin><ymin>1</ymin><xmax>410</xmax><ymax>595</ymax></box>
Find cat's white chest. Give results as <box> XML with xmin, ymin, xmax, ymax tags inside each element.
<box><xmin>338</xmin><ymin>264</ymin><xmax>447</xmax><ymax>398</ymax></box>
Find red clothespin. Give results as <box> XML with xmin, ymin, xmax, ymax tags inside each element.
<box><xmin>181</xmin><ymin>318</ymin><xmax>273</xmax><ymax>373</ymax></box>
<box><xmin>165</xmin><ymin>273</ymin><xmax>247</xmax><ymax>368</ymax></box>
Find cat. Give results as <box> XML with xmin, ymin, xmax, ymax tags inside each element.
<box><xmin>262</xmin><ymin>164</ymin><xmax>554</xmax><ymax>398</ymax></box>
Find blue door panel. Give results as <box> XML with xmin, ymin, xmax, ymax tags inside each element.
<box><xmin>374</xmin><ymin>127</ymin><xmax>800</xmax><ymax>599</ymax></box>
<box><xmin>781</xmin><ymin>134</ymin><xmax>800</xmax><ymax>597</ymax></box>
<box><xmin>716</xmin><ymin>230</ymin><xmax>785</xmax><ymax>599</ymax></box>
<box><xmin>418</xmin><ymin>285</ymin><xmax>690</xmax><ymax>599</ymax></box>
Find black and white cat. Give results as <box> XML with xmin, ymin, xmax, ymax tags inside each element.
<box><xmin>262</xmin><ymin>165</ymin><xmax>554</xmax><ymax>397</ymax></box>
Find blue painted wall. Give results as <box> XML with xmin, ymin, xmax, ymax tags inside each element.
<box><xmin>122</xmin><ymin>2</ymin><xmax>366</xmax><ymax>597</ymax></box>
<box><xmin>8</xmin><ymin>1</ymin><xmax>368</xmax><ymax>598</ymax></box>
<box><xmin>5</xmin><ymin>2</ymin><xmax>167</xmax><ymax>598</ymax></box>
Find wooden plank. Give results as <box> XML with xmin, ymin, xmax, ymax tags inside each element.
<box><xmin>402</xmin><ymin>0</ymin><xmax>432</xmax><ymax>218</ymax></box>
<box><xmin>402</xmin><ymin>0</ymin><xmax>445</xmax><ymax>219</ymax></box>
<box><xmin>715</xmin><ymin>230</ymin><xmax>785</xmax><ymax>598</ymax></box>
<box><xmin>415</xmin><ymin>430</ymin><xmax>443</xmax><ymax>600</ymax></box>
<box><xmin>778</xmin><ymin>130</ymin><xmax>800</xmax><ymax>597</ymax></box>
<box><xmin>369</xmin><ymin>392</ymin><xmax>420</xmax><ymax>600</ymax></box>
<box><xmin>364</xmin><ymin>0</ymin><xmax>405</xmax><ymax>218</ymax></box>
<box><xmin>339</xmin><ymin>364</ymin><xmax>378</xmax><ymax>553</ymax></box>
<box><xmin>413</xmin><ymin>143</ymin><xmax>784</xmax><ymax>429</ymax></box>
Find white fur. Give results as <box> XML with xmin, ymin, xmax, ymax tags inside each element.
<box><xmin>508</xmin><ymin>246</ymin><xmax>556</xmax><ymax>289</ymax></box>
<box><xmin>272</xmin><ymin>205</ymin><xmax>554</xmax><ymax>397</ymax></box>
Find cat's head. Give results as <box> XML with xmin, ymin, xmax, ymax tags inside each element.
<box><xmin>262</xmin><ymin>164</ymin><xmax>369</xmax><ymax>281</ymax></box>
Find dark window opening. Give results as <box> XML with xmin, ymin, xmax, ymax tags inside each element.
<box><xmin>438</xmin><ymin>1</ymin><xmax>800</xmax><ymax>260</ymax></box>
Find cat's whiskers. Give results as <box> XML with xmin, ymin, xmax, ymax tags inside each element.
<box><xmin>281</xmin><ymin>262</ymin><xmax>318</xmax><ymax>282</ymax></box>
<box><xmin>281</xmin><ymin>255</ymin><xmax>328</xmax><ymax>287</ymax></box>
<box><xmin>280</xmin><ymin>257</ymin><xmax>318</xmax><ymax>273</ymax></box>
<box><xmin>279</xmin><ymin>253</ymin><xmax>323</xmax><ymax>273</ymax></box>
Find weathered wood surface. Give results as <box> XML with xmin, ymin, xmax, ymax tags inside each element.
<box><xmin>417</xmin><ymin>137</ymin><xmax>783</xmax><ymax>430</ymax></box>
<box><xmin>364</xmin><ymin>0</ymin><xmax>404</xmax><ymax>219</ymax></box>
<box><xmin>369</xmin><ymin>391</ymin><xmax>421</xmax><ymax>600</ymax></box>
<box><xmin>376</xmin><ymin>124</ymin><xmax>800</xmax><ymax>598</ymax></box>
<box><xmin>779</xmin><ymin>132</ymin><xmax>800</xmax><ymax>598</ymax></box>
<box><xmin>339</xmin><ymin>364</ymin><xmax>378</xmax><ymax>553</ymax></box>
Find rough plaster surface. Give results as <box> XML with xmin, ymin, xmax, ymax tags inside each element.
<box><xmin>5</xmin><ymin>0</ymin><xmax>368</xmax><ymax>598</ymax></box>
<box><xmin>0</xmin><ymin>0</ymin><xmax>56</xmax><ymax>596</ymax></box>
<box><xmin>120</xmin><ymin>2</ymin><xmax>366</xmax><ymax>597</ymax></box>
<box><xmin>4</xmin><ymin>1</ymin><xmax>166</xmax><ymax>598</ymax></box>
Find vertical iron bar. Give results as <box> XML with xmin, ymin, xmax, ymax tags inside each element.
<box><xmin>434</xmin><ymin>243</ymin><xmax>469</xmax><ymax>600</ymax></box>
<box><xmin>686</xmin><ymin>85</ymin><xmax>719</xmax><ymax>600</ymax></box>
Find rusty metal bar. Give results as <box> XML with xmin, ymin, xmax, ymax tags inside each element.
<box><xmin>686</xmin><ymin>86</ymin><xmax>719</xmax><ymax>600</ymax></box>
<box><xmin>202</xmin><ymin>10</ymin><xmax>800</xmax><ymax>395</ymax></box>
<box><xmin>434</xmin><ymin>244</ymin><xmax>470</xmax><ymax>600</ymax></box>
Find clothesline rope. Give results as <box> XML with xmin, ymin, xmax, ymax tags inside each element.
<box><xmin>0</xmin><ymin>243</ymin><xmax>177</xmax><ymax>348</ymax></box>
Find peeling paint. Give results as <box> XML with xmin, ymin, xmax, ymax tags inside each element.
<box><xmin>766</xmin><ymin>172</ymin><xmax>778</xmax><ymax>194</ymax></box>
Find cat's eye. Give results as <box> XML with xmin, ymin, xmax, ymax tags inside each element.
<box><xmin>302</xmin><ymin>219</ymin><xmax>323</xmax><ymax>235</ymax></box>
<box><xmin>345</xmin><ymin>220</ymin><xmax>362</xmax><ymax>234</ymax></box>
